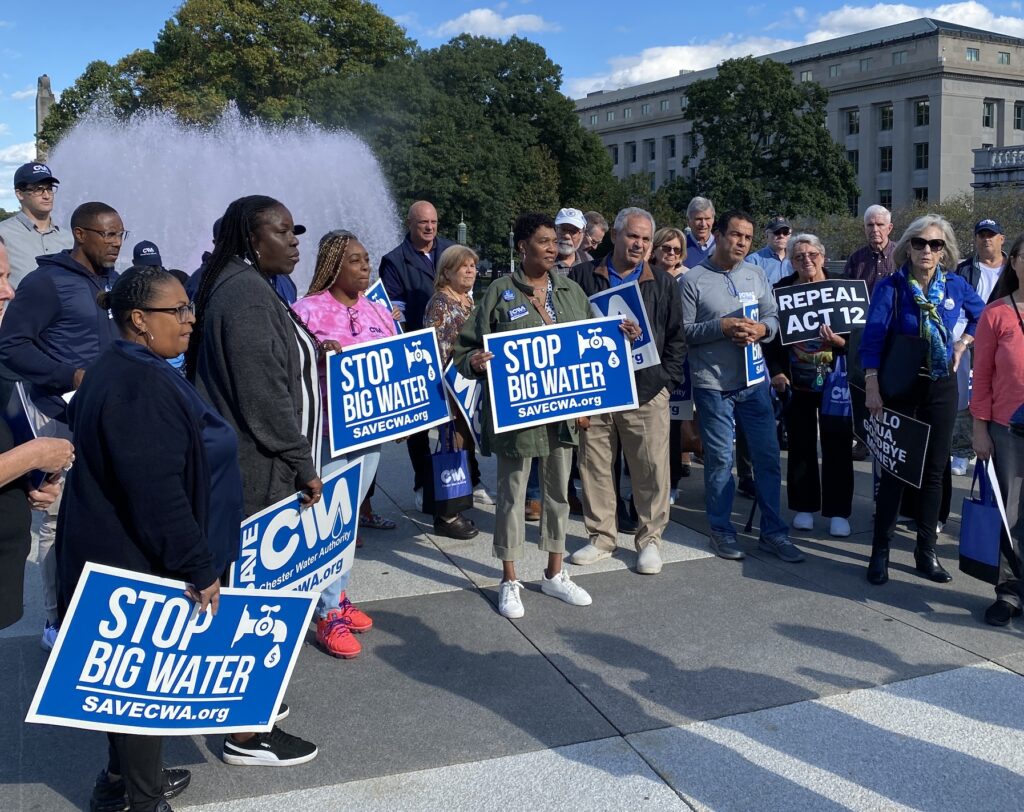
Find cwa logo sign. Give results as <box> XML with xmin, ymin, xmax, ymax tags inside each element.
<box><xmin>440</xmin><ymin>466</ymin><xmax>467</xmax><ymax>486</ymax></box>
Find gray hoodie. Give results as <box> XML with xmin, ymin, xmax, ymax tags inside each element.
<box><xmin>679</xmin><ymin>257</ymin><xmax>779</xmax><ymax>392</ymax></box>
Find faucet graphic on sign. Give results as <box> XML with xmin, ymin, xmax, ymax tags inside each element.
<box><xmin>404</xmin><ymin>340</ymin><xmax>436</xmax><ymax>380</ymax></box>
<box><xmin>577</xmin><ymin>328</ymin><xmax>620</xmax><ymax>367</ymax></box>
<box><xmin>231</xmin><ymin>604</ymin><xmax>287</xmax><ymax>668</ymax></box>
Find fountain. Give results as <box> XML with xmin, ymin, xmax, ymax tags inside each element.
<box><xmin>49</xmin><ymin>106</ymin><xmax>401</xmax><ymax>292</ymax></box>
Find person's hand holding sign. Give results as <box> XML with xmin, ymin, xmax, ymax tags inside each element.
<box><xmin>864</xmin><ymin>370</ymin><xmax>883</xmax><ymax>420</ymax></box>
<box><xmin>820</xmin><ymin>324</ymin><xmax>846</xmax><ymax>347</ymax></box>
<box><xmin>185</xmin><ymin>578</ymin><xmax>220</xmax><ymax>616</ymax></box>
<box><xmin>721</xmin><ymin>317</ymin><xmax>765</xmax><ymax>346</ymax></box>
<box><xmin>771</xmin><ymin>373</ymin><xmax>790</xmax><ymax>395</ymax></box>
<box><xmin>299</xmin><ymin>476</ymin><xmax>323</xmax><ymax>508</ymax></box>
<box><xmin>618</xmin><ymin>319</ymin><xmax>642</xmax><ymax>343</ymax></box>
<box><xmin>469</xmin><ymin>349</ymin><xmax>493</xmax><ymax>375</ymax></box>
<box><xmin>321</xmin><ymin>339</ymin><xmax>342</xmax><ymax>355</ymax></box>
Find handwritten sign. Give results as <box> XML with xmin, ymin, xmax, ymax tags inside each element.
<box><xmin>326</xmin><ymin>328</ymin><xmax>450</xmax><ymax>456</ymax></box>
<box><xmin>587</xmin><ymin>281</ymin><xmax>660</xmax><ymax>371</ymax></box>
<box><xmin>232</xmin><ymin>459</ymin><xmax>361</xmax><ymax>593</ymax></box>
<box><xmin>26</xmin><ymin>564</ymin><xmax>316</xmax><ymax>735</ymax></box>
<box><xmin>775</xmin><ymin>279</ymin><xmax>869</xmax><ymax>345</ymax></box>
<box><xmin>443</xmin><ymin>362</ymin><xmax>483</xmax><ymax>446</ymax></box>
<box><xmin>366</xmin><ymin>279</ymin><xmax>403</xmax><ymax>333</ymax></box>
<box><xmin>484</xmin><ymin>316</ymin><xmax>638</xmax><ymax>433</ymax></box>
<box><xmin>851</xmin><ymin>384</ymin><xmax>930</xmax><ymax>488</ymax></box>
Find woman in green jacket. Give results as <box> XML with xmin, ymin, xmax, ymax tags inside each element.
<box><xmin>454</xmin><ymin>213</ymin><xmax>594</xmax><ymax>619</ymax></box>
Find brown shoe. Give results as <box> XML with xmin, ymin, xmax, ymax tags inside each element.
<box><xmin>525</xmin><ymin>499</ymin><xmax>541</xmax><ymax>521</ymax></box>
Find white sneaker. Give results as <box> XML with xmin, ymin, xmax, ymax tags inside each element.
<box><xmin>414</xmin><ymin>488</ymin><xmax>423</xmax><ymax>512</ymax></box>
<box><xmin>498</xmin><ymin>580</ymin><xmax>524</xmax><ymax>618</ymax></box>
<box><xmin>792</xmin><ymin>512</ymin><xmax>815</xmax><ymax>531</ymax></box>
<box><xmin>670</xmin><ymin>488</ymin><xmax>681</xmax><ymax>506</ymax></box>
<box><xmin>473</xmin><ymin>484</ymin><xmax>496</xmax><ymax>505</ymax></box>
<box><xmin>540</xmin><ymin>570</ymin><xmax>592</xmax><ymax>606</ymax></box>
<box><xmin>951</xmin><ymin>456</ymin><xmax>968</xmax><ymax>476</ymax></box>
<box><xmin>829</xmin><ymin>516</ymin><xmax>851</xmax><ymax>537</ymax></box>
<box><xmin>637</xmin><ymin>544</ymin><xmax>663</xmax><ymax>575</ymax></box>
<box><xmin>569</xmin><ymin>544</ymin><xmax>613</xmax><ymax>566</ymax></box>
<box><xmin>40</xmin><ymin>621</ymin><xmax>58</xmax><ymax>652</ymax></box>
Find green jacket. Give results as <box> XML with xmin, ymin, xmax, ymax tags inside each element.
<box><xmin>454</xmin><ymin>269</ymin><xmax>593</xmax><ymax>458</ymax></box>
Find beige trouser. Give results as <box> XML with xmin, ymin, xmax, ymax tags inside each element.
<box><xmin>493</xmin><ymin>431</ymin><xmax>572</xmax><ymax>562</ymax></box>
<box><xmin>38</xmin><ymin>490</ymin><xmax>61</xmax><ymax>624</ymax></box>
<box><xmin>578</xmin><ymin>388</ymin><xmax>671</xmax><ymax>553</ymax></box>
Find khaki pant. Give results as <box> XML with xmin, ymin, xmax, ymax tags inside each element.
<box><xmin>493</xmin><ymin>433</ymin><xmax>572</xmax><ymax>562</ymax></box>
<box><xmin>579</xmin><ymin>388</ymin><xmax>671</xmax><ymax>552</ymax></box>
<box><xmin>38</xmin><ymin>490</ymin><xmax>61</xmax><ymax>624</ymax></box>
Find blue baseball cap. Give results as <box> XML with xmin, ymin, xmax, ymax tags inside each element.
<box><xmin>974</xmin><ymin>218</ymin><xmax>1003</xmax><ymax>235</ymax></box>
<box><xmin>133</xmin><ymin>240</ymin><xmax>162</xmax><ymax>267</ymax></box>
<box><xmin>14</xmin><ymin>162</ymin><xmax>59</xmax><ymax>187</ymax></box>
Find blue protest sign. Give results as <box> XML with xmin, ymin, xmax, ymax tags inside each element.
<box><xmin>326</xmin><ymin>328</ymin><xmax>451</xmax><ymax>456</ymax></box>
<box><xmin>443</xmin><ymin>361</ymin><xmax>483</xmax><ymax>447</ymax></box>
<box><xmin>669</xmin><ymin>358</ymin><xmax>693</xmax><ymax>420</ymax></box>
<box><xmin>366</xmin><ymin>279</ymin><xmax>403</xmax><ymax>333</ymax></box>
<box><xmin>742</xmin><ymin>300</ymin><xmax>767</xmax><ymax>386</ymax></box>
<box><xmin>26</xmin><ymin>563</ymin><xmax>316</xmax><ymax>735</ymax></box>
<box><xmin>484</xmin><ymin>316</ymin><xmax>638</xmax><ymax>434</ymax></box>
<box><xmin>231</xmin><ymin>458</ymin><xmax>362</xmax><ymax>593</ymax></box>
<box><xmin>587</xmin><ymin>281</ymin><xmax>661</xmax><ymax>371</ymax></box>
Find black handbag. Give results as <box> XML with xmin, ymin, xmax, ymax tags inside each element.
<box><xmin>878</xmin><ymin>279</ymin><xmax>927</xmax><ymax>401</ymax></box>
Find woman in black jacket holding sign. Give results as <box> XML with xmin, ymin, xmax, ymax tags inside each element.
<box><xmin>766</xmin><ymin>234</ymin><xmax>853</xmax><ymax>538</ymax></box>
<box><xmin>57</xmin><ymin>266</ymin><xmax>239</xmax><ymax>812</ymax></box>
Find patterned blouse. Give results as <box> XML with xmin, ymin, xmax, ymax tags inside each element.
<box><xmin>424</xmin><ymin>290</ymin><xmax>473</xmax><ymax>367</ymax></box>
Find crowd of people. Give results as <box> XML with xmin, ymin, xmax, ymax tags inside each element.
<box><xmin>1</xmin><ymin>158</ymin><xmax>1022</xmax><ymax>811</ymax></box>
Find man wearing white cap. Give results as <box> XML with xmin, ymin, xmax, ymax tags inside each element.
<box><xmin>553</xmin><ymin>207</ymin><xmax>589</xmax><ymax>274</ymax></box>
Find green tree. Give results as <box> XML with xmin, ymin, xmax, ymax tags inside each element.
<box><xmin>684</xmin><ymin>56</ymin><xmax>858</xmax><ymax>220</ymax></box>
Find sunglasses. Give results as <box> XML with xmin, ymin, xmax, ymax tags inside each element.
<box><xmin>772</xmin><ymin>228</ymin><xmax>791</xmax><ymax>236</ymax></box>
<box><xmin>910</xmin><ymin>237</ymin><xmax>946</xmax><ymax>252</ymax></box>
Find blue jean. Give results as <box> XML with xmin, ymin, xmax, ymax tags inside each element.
<box><xmin>316</xmin><ymin>438</ymin><xmax>380</xmax><ymax>619</ymax></box>
<box><xmin>693</xmin><ymin>382</ymin><xmax>788</xmax><ymax>541</ymax></box>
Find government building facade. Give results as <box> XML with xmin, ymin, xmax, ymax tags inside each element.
<box><xmin>574</xmin><ymin>18</ymin><xmax>1024</xmax><ymax>211</ymax></box>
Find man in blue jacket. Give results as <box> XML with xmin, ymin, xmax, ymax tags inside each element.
<box><xmin>379</xmin><ymin>200</ymin><xmax>455</xmax><ymax>510</ymax></box>
<box><xmin>0</xmin><ymin>201</ymin><xmax>123</xmax><ymax>650</ymax></box>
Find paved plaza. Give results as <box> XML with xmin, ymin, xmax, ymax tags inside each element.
<box><xmin>3</xmin><ymin>444</ymin><xmax>1024</xmax><ymax>811</ymax></box>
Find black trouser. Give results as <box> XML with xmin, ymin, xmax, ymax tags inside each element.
<box><xmin>107</xmin><ymin>733</ymin><xmax>164</xmax><ymax>811</ymax></box>
<box><xmin>785</xmin><ymin>389</ymin><xmax>853</xmax><ymax>517</ymax></box>
<box><xmin>991</xmin><ymin>423</ymin><xmax>1024</xmax><ymax>607</ymax></box>
<box><xmin>873</xmin><ymin>374</ymin><xmax>957</xmax><ymax>552</ymax></box>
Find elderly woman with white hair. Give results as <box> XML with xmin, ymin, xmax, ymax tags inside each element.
<box><xmin>859</xmin><ymin>214</ymin><xmax>986</xmax><ymax>585</ymax></box>
<box><xmin>765</xmin><ymin>234</ymin><xmax>853</xmax><ymax>538</ymax></box>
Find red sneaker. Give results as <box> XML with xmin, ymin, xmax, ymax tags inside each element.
<box><xmin>338</xmin><ymin>592</ymin><xmax>372</xmax><ymax>633</ymax></box>
<box><xmin>316</xmin><ymin>609</ymin><xmax>361</xmax><ymax>658</ymax></box>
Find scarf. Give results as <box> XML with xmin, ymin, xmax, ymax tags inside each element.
<box><xmin>904</xmin><ymin>266</ymin><xmax>949</xmax><ymax>379</ymax></box>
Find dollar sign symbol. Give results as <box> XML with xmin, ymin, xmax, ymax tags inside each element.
<box><xmin>264</xmin><ymin>644</ymin><xmax>281</xmax><ymax>668</ymax></box>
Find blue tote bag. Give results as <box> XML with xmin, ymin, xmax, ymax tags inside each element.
<box><xmin>820</xmin><ymin>356</ymin><xmax>852</xmax><ymax>430</ymax></box>
<box><xmin>959</xmin><ymin>463</ymin><xmax>1003</xmax><ymax>584</ymax></box>
<box><xmin>432</xmin><ymin>423</ymin><xmax>473</xmax><ymax>516</ymax></box>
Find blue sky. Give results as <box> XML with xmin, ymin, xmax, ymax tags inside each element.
<box><xmin>1</xmin><ymin>1</ymin><xmax>1022</xmax><ymax>208</ymax></box>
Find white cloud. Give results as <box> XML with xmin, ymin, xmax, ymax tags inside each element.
<box><xmin>10</xmin><ymin>86</ymin><xmax>34</xmax><ymax>100</ymax></box>
<box><xmin>0</xmin><ymin>142</ymin><xmax>34</xmax><ymax>164</ymax></box>
<box><xmin>0</xmin><ymin>124</ymin><xmax>8</xmax><ymax>136</ymax></box>
<box><xmin>433</xmin><ymin>8</ymin><xmax>558</xmax><ymax>38</ymax></box>
<box><xmin>567</xmin><ymin>2</ymin><xmax>1024</xmax><ymax>96</ymax></box>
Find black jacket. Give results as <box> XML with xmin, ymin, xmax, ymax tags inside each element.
<box><xmin>379</xmin><ymin>233</ymin><xmax>455</xmax><ymax>331</ymax></box>
<box><xmin>569</xmin><ymin>258</ymin><xmax>686</xmax><ymax>404</ymax></box>
<box><xmin>56</xmin><ymin>342</ymin><xmax>222</xmax><ymax>613</ymax></box>
<box><xmin>0</xmin><ymin>251</ymin><xmax>119</xmax><ymax>420</ymax></box>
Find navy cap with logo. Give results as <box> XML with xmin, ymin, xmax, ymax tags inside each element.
<box><xmin>974</xmin><ymin>218</ymin><xmax>1003</xmax><ymax>236</ymax></box>
<box><xmin>767</xmin><ymin>216</ymin><xmax>791</xmax><ymax>233</ymax></box>
<box><xmin>14</xmin><ymin>162</ymin><xmax>60</xmax><ymax>188</ymax></box>
<box><xmin>133</xmin><ymin>240</ymin><xmax>163</xmax><ymax>267</ymax></box>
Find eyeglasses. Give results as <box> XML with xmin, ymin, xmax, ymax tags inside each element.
<box><xmin>140</xmin><ymin>302</ymin><xmax>196</xmax><ymax>323</ymax></box>
<box><xmin>792</xmin><ymin>251</ymin><xmax>821</xmax><ymax>263</ymax></box>
<box><xmin>21</xmin><ymin>184</ymin><xmax>57</xmax><ymax>197</ymax></box>
<box><xmin>659</xmin><ymin>245</ymin><xmax>682</xmax><ymax>254</ymax></box>
<box><xmin>772</xmin><ymin>228</ymin><xmax>792</xmax><ymax>237</ymax></box>
<box><xmin>80</xmin><ymin>227</ymin><xmax>130</xmax><ymax>242</ymax></box>
<box><xmin>910</xmin><ymin>237</ymin><xmax>946</xmax><ymax>252</ymax></box>
<box><xmin>347</xmin><ymin>306</ymin><xmax>361</xmax><ymax>336</ymax></box>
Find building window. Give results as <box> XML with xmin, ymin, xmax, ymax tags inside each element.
<box><xmin>847</xmin><ymin>149</ymin><xmax>859</xmax><ymax>173</ymax></box>
<box><xmin>999</xmin><ymin>52</ymin><xmax>1011</xmax><ymax>65</ymax></box>
<box><xmin>983</xmin><ymin>101</ymin><xmax>995</xmax><ymax>128</ymax></box>
<box><xmin>914</xmin><ymin>187</ymin><xmax>929</xmax><ymax>202</ymax></box>
<box><xmin>1014</xmin><ymin>102</ymin><xmax>1024</xmax><ymax>130</ymax></box>
<box><xmin>879</xmin><ymin>189</ymin><xmax>893</xmax><ymax>208</ymax></box>
<box><xmin>606</xmin><ymin>111</ymin><xmax>615</xmax><ymax>122</ymax></box>
<box><xmin>879</xmin><ymin>104</ymin><xmax>893</xmax><ymax>131</ymax></box>
<box><xmin>800</xmin><ymin>70</ymin><xmax>812</xmax><ymax>82</ymax></box>
<box><xmin>879</xmin><ymin>146</ymin><xmax>893</xmax><ymax>173</ymax></box>
<box><xmin>846</xmin><ymin>109</ymin><xmax>860</xmax><ymax>135</ymax></box>
<box><xmin>589</xmin><ymin>114</ymin><xmax>598</xmax><ymax>125</ymax></box>
<box><xmin>668</xmin><ymin>169</ymin><xmax>676</xmax><ymax>181</ymax></box>
<box><xmin>680</xmin><ymin>95</ymin><xmax>687</xmax><ymax>109</ymax></box>
<box><xmin>892</xmin><ymin>50</ymin><xmax>907</xmax><ymax>65</ymax></box>
<box><xmin>829</xmin><ymin>64</ymin><xmax>841</xmax><ymax>78</ymax></box>
<box><xmin>914</xmin><ymin>99</ymin><xmax>930</xmax><ymax>126</ymax></box>
<box><xmin>666</xmin><ymin>136</ymin><xmax>677</xmax><ymax>158</ymax></box>
<box><xmin>966</xmin><ymin>48</ymin><xmax>980</xmax><ymax>62</ymax></box>
<box><xmin>659</xmin><ymin>99</ymin><xmax>670</xmax><ymax>111</ymax></box>
<box><xmin>627</xmin><ymin>142</ymin><xmax>637</xmax><ymax>163</ymax></box>
<box><xmin>860</xmin><ymin>57</ymin><xmax>872</xmax><ymax>72</ymax></box>
<box><xmin>640</xmin><ymin>103</ymin><xmax>651</xmax><ymax>115</ymax></box>
<box><xmin>646</xmin><ymin>140</ymin><xmax>656</xmax><ymax>161</ymax></box>
<box><xmin>982</xmin><ymin>142</ymin><xmax>993</xmax><ymax>149</ymax></box>
<box><xmin>610</xmin><ymin>145</ymin><xmax>618</xmax><ymax>165</ymax></box>
<box><xmin>623</xmin><ymin>107</ymin><xmax>632</xmax><ymax>119</ymax></box>
<box><xmin>914</xmin><ymin>142</ymin><xmax>929</xmax><ymax>170</ymax></box>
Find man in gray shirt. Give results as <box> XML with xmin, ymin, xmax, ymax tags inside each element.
<box><xmin>0</xmin><ymin>163</ymin><xmax>73</xmax><ymax>289</ymax></box>
<box><xmin>680</xmin><ymin>210</ymin><xmax>803</xmax><ymax>563</ymax></box>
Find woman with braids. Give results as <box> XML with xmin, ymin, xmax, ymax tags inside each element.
<box><xmin>292</xmin><ymin>229</ymin><xmax>396</xmax><ymax>659</ymax></box>
<box><xmin>56</xmin><ymin>266</ymin><xmax>232</xmax><ymax>812</ymax></box>
<box><xmin>187</xmin><ymin>195</ymin><xmax>319</xmax><ymax>767</ymax></box>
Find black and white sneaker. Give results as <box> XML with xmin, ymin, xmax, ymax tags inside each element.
<box><xmin>222</xmin><ymin>726</ymin><xmax>318</xmax><ymax>767</ymax></box>
<box><xmin>274</xmin><ymin>702</ymin><xmax>289</xmax><ymax>723</ymax></box>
